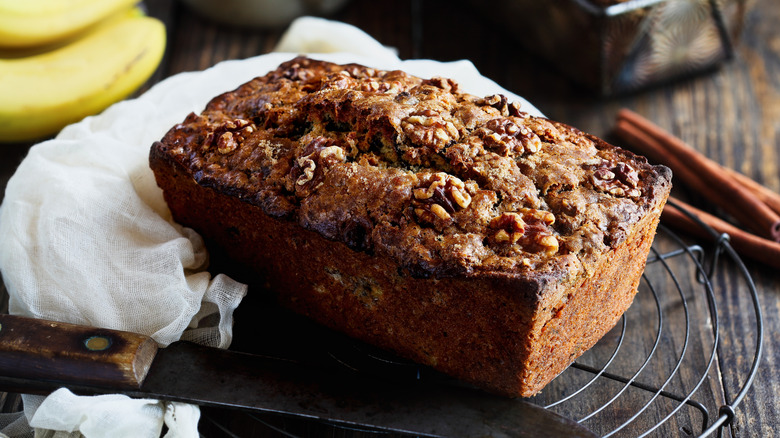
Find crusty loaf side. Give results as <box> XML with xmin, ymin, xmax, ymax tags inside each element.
<box><xmin>150</xmin><ymin>56</ymin><xmax>672</xmax><ymax>397</ymax></box>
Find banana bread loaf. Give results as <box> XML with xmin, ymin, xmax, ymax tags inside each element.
<box><xmin>150</xmin><ymin>56</ymin><xmax>672</xmax><ymax>397</ymax></box>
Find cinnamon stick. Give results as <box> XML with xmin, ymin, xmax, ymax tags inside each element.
<box><xmin>662</xmin><ymin>197</ymin><xmax>780</xmax><ymax>269</ymax></box>
<box><xmin>615</xmin><ymin>109</ymin><xmax>780</xmax><ymax>242</ymax></box>
<box><xmin>719</xmin><ymin>165</ymin><xmax>780</xmax><ymax>217</ymax></box>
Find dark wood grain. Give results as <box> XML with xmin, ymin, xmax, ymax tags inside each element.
<box><xmin>0</xmin><ymin>0</ymin><xmax>778</xmax><ymax>436</ymax></box>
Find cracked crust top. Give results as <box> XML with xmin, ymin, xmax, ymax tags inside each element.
<box><xmin>152</xmin><ymin>56</ymin><xmax>671</xmax><ymax>280</ymax></box>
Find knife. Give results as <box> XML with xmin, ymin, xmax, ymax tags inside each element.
<box><xmin>0</xmin><ymin>314</ymin><xmax>596</xmax><ymax>438</ymax></box>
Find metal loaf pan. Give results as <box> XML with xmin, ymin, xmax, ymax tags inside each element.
<box><xmin>468</xmin><ymin>0</ymin><xmax>752</xmax><ymax>95</ymax></box>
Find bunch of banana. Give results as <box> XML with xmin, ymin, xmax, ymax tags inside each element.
<box><xmin>0</xmin><ymin>1</ymin><xmax>166</xmax><ymax>143</ymax></box>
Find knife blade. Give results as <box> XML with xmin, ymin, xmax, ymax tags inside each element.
<box><xmin>0</xmin><ymin>314</ymin><xmax>596</xmax><ymax>438</ymax></box>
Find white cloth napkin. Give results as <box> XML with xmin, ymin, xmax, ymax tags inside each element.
<box><xmin>0</xmin><ymin>16</ymin><xmax>541</xmax><ymax>438</ymax></box>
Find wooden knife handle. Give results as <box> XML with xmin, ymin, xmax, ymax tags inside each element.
<box><xmin>0</xmin><ymin>314</ymin><xmax>158</xmax><ymax>390</ymax></box>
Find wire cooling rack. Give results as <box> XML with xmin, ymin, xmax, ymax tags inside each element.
<box><xmin>201</xmin><ymin>200</ymin><xmax>763</xmax><ymax>438</ymax></box>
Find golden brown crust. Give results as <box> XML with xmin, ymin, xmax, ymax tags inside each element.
<box><xmin>150</xmin><ymin>56</ymin><xmax>672</xmax><ymax>396</ymax></box>
<box><xmin>156</xmin><ymin>56</ymin><xmax>670</xmax><ymax>278</ymax></box>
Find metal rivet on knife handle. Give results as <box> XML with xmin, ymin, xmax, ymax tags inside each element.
<box><xmin>0</xmin><ymin>314</ymin><xmax>159</xmax><ymax>390</ymax></box>
<box><xmin>84</xmin><ymin>335</ymin><xmax>112</xmax><ymax>351</ymax></box>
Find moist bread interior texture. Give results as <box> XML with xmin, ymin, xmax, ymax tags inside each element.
<box><xmin>150</xmin><ymin>56</ymin><xmax>672</xmax><ymax>397</ymax></box>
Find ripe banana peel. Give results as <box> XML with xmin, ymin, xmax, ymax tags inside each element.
<box><xmin>0</xmin><ymin>0</ymin><xmax>138</xmax><ymax>48</ymax></box>
<box><xmin>0</xmin><ymin>12</ymin><xmax>166</xmax><ymax>143</ymax></box>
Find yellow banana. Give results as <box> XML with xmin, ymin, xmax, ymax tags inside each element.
<box><xmin>0</xmin><ymin>12</ymin><xmax>166</xmax><ymax>143</ymax></box>
<box><xmin>0</xmin><ymin>0</ymin><xmax>139</xmax><ymax>48</ymax></box>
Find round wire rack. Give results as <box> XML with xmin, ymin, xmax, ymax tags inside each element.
<box><xmin>202</xmin><ymin>200</ymin><xmax>763</xmax><ymax>438</ymax></box>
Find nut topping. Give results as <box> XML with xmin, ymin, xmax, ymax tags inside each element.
<box><xmin>450</xmin><ymin>188</ymin><xmax>471</xmax><ymax>209</ymax></box>
<box><xmin>360</xmin><ymin>80</ymin><xmax>380</xmax><ymax>92</ymax></box>
<box><xmin>488</xmin><ymin>208</ymin><xmax>558</xmax><ymax>255</ymax></box>
<box><xmin>594</xmin><ymin>168</ymin><xmax>616</xmax><ymax>181</ymax></box>
<box><xmin>162</xmin><ymin>58</ymin><xmax>670</xmax><ymax>281</ymax></box>
<box><xmin>520</xmin><ymin>207</ymin><xmax>555</xmax><ymax>225</ymax></box>
<box><xmin>412</xmin><ymin>173</ymin><xmax>472</xmax><ymax>228</ymax></box>
<box><xmin>430</xmin><ymin>204</ymin><xmax>451</xmax><ymax>220</ymax></box>
<box><xmin>476</xmin><ymin>94</ymin><xmax>527</xmax><ymax>118</ymax></box>
<box><xmin>537</xmin><ymin>234</ymin><xmax>560</xmax><ymax>254</ymax></box>
<box><xmin>518</xmin><ymin>126</ymin><xmax>542</xmax><ymax>153</ymax></box>
<box><xmin>422</xmin><ymin>77</ymin><xmax>460</xmax><ymax>93</ymax></box>
<box><xmin>479</xmin><ymin>94</ymin><xmax>509</xmax><ymax>115</ymax></box>
<box><xmin>523</xmin><ymin>118</ymin><xmax>562</xmax><ymax>142</ymax></box>
<box><xmin>319</xmin><ymin>145</ymin><xmax>347</xmax><ymax>163</ymax></box>
<box><xmin>402</xmin><ymin>110</ymin><xmax>460</xmax><ymax>150</ymax></box>
<box><xmin>588</xmin><ymin>160</ymin><xmax>641</xmax><ymax>198</ymax></box>
<box><xmin>489</xmin><ymin>212</ymin><xmax>526</xmax><ymax>244</ymax></box>
<box><xmin>379</xmin><ymin>80</ymin><xmax>403</xmax><ymax>94</ymax></box>
<box><xmin>296</xmin><ymin>156</ymin><xmax>316</xmax><ymax>185</ymax></box>
<box><xmin>413</xmin><ymin>173</ymin><xmax>471</xmax><ymax>208</ymax></box>
<box><xmin>287</xmin><ymin>137</ymin><xmax>347</xmax><ymax>194</ymax></box>
<box><xmin>508</xmin><ymin>101</ymin><xmax>526</xmax><ymax>118</ymax></box>
<box><xmin>204</xmin><ymin>118</ymin><xmax>257</xmax><ymax>154</ymax></box>
<box><xmin>280</xmin><ymin>62</ymin><xmax>313</xmax><ymax>81</ymax></box>
<box><xmin>217</xmin><ymin>132</ymin><xmax>238</xmax><ymax>154</ymax></box>
<box><xmin>478</xmin><ymin>118</ymin><xmax>542</xmax><ymax>156</ymax></box>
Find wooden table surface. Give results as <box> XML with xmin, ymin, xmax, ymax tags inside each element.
<box><xmin>1</xmin><ymin>0</ymin><xmax>778</xmax><ymax>436</ymax></box>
